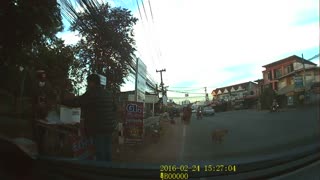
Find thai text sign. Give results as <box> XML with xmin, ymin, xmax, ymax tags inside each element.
<box><xmin>124</xmin><ymin>102</ymin><xmax>144</xmax><ymax>144</ymax></box>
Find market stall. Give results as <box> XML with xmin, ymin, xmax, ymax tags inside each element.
<box><xmin>35</xmin><ymin>106</ymin><xmax>95</xmax><ymax>160</ymax></box>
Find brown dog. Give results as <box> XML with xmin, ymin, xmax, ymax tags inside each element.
<box><xmin>212</xmin><ymin>129</ymin><xmax>228</xmax><ymax>144</ymax></box>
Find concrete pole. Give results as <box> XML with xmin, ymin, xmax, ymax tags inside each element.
<box><xmin>152</xmin><ymin>101</ymin><xmax>155</xmax><ymax>117</ymax></box>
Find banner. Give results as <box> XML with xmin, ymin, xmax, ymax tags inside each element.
<box><xmin>124</xmin><ymin>101</ymin><xmax>144</xmax><ymax>144</ymax></box>
<box><xmin>70</xmin><ymin>135</ymin><xmax>95</xmax><ymax>160</ymax></box>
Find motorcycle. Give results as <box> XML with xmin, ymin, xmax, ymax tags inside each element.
<box><xmin>270</xmin><ymin>104</ymin><xmax>279</xmax><ymax>112</ymax></box>
<box><xmin>197</xmin><ymin>110</ymin><xmax>203</xmax><ymax>120</ymax></box>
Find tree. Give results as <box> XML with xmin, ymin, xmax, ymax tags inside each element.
<box><xmin>0</xmin><ymin>0</ymin><xmax>63</xmax><ymax>66</ymax></box>
<box><xmin>33</xmin><ymin>38</ymin><xmax>78</xmax><ymax>95</ymax></box>
<box><xmin>0</xmin><ymin>0</ymin><xmax>64</xmax><ymax>96</ymax></box>
<box><xmin>60</xmin><ymin>0</ymin><xmax>138</xmax><ymax>92</ymax></box>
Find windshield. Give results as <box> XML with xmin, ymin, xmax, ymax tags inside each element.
<box><xmin>0</xmin><ymin>0</ymin><xmax>319</xmax><ymax>179</ymax></box>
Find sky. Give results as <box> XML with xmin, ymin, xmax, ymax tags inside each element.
<box><xmin>57</xmin><ymin>0</ymin><xmax>319</xmax><ymax>103</ymax></box>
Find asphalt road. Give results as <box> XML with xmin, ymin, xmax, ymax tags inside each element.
<box><xmin>179</xmin><ymin>106</ymin><xmax>320</xmax><ymax>162</ymax></box>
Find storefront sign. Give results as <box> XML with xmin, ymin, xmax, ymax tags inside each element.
<box><xmin>124</xmin><ymin>101</ymin><xmax>144</xmax><ymax>144</ymax></box>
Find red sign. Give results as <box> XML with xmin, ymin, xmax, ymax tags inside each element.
<box><xmin>124</xmin><ymin>102</ymin><xmax>144</xmax><ymax>144</ymax></box>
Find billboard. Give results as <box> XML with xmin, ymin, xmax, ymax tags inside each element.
<box><xmin>136</xmin><ymin>59</ymin><xmax>147</xmax><ymax>102</ymax></box>
<box><xmin>124</xmin><ymin>101</ymin><xmax>144</xmax><ymax>144</ymax></box>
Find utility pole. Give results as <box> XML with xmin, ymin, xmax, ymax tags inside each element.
<box><xmin>205</xmin><ymin>87</ymin><xmax>209</xmax><ymax>102</ymax></box>
<box><xmin>302</xmin><ymin>54</ymin><xmax>306</xmax><ymax>91</ymax></box>
<box><xmin>156</xmin><ymin>69</ymin><xmax>166</xmax><ymax>96</ymax></box>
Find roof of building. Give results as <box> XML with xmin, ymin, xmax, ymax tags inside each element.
<box><xmin>211</xmin><ymin>81</ymin><xmax>257</xmax><ymax>95</ymax></box>
<box><xmin>262</xmin><ymin>55</ymin><xmax>317</xmax><ymax>68</ymax></box>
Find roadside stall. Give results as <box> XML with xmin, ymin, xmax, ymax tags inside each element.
<box><xmin>35</xmin><ymin>106</ymin><xmax>95</xmax><ymax>160</ymax></box>
<box><xmin>33</xmin><ymin>71</ymin><xmax>95</xmax><ymax>160</ymax></box>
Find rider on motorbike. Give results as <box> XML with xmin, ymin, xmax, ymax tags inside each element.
<box><xmin>271</xmin><ymin>99</ymin><xmax>279</xmax><ymax>112</ymax></box>
<box><xmin>197</xmin><ymin>106</ymin><xmax>203</xmax><ymax>119</ymax></box>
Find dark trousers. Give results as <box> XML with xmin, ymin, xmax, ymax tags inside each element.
<box><xmin>93</xmin><ymin>135</ymin><xmax>112</xmax><ymax>161</ymax></box>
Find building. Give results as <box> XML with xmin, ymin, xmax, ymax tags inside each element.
<box><xmin>262</xmin><ymin>55</ymin><xmax>319</xmax><ymax>106</ymax></box>
<box><xmin>254</xmin><ymin>79</ymin><xmax>264</xmax><ymax>96</ymax></box>
<box><xmin>211</xmin><ymin>81</ymin><xmax>259</xmax><ymax>102</ymax></box>
<box><xmin>262</xmin><ymin>55</ymin><xmax>317</xmax><ymax>91</ymax></box>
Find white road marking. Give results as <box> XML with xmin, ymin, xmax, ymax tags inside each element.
<box><xmin>183</xmin><ymin>125</ymin><xmax>186</xmax><ymax>137</ymax></box>
<box><xmin>179</xmin><ymin>124</ymin><xmax>187</xmax><ymax>161</ymax></box>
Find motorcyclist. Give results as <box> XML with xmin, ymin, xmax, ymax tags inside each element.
<box><xmin>271</xmin><ymin>99</ymin><xmax>279</xmax><ymax>111</ymax></box>
<box><xmin>197</xmin><ymin>106</ymin><xmax>203</xmax><ymax>119</ymax></box>
<box><xmin>182</xmin><ymin>105</ymin><xmax>192</xmax><ymax>124</ymax></box>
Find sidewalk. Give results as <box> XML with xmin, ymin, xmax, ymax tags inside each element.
<box><xmin>112</xmin><ymin>117</ymin><xmax>184</xmax><ymax>163</ymax></box>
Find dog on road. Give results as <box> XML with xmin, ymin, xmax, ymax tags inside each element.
<box><xmin>211</xmin><ymin>129</ymin><xmax>228</xmax><ymax>144</ymax></box>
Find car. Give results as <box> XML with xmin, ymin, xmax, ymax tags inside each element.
<box><xmin>192</xmin><ymin>109</ymin><xmax>197</xmax><ymax>113</ymax></box>
<box><xmin>203</xmin><ymin>107</ymin><xmax>215</xmax><ymax>116</ymax></box>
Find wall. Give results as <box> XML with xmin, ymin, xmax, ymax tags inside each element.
<box><xmin>293</xmin><ymin>62</ymin><xmax>316</xmax><ymax>71</ymax></box>
<box><xmin>278</xmin><ymin>79</ymin><xmax>287</xmax><ymax>89</ymax></box>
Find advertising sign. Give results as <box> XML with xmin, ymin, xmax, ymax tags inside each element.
<box><xmin>135</xmin><ymin>59</ymin><xmax>147</xmax><ymax>102</ymax></box>
<box><xmin>70</xmin><ymin>136</ymin><xmax>95</xmax><ymax>160</ymax></box>
<box><xmin>124</xmin><ymin>101</ymin><xmax>144</xmax><ymax>144</ymax></box>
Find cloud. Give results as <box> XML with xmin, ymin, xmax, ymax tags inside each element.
<box><xmin>132</xmin><ymin>0</ymin><xmax>319</xmax><ymax>102</ymax></box>
<box><xmin>56</xmin><ymin>31</ymin><xmax>81</xmax><ymax>45</ymax></box>
<box><xmin>57</xmin><ymin>0</ymin><xmax>319</xmax><ymax>102</ymax></box>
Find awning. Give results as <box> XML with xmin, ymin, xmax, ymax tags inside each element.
<box><xmin>277</xmin><ymin>85</ymin><xmax>294</xmax><ymax>95</ymax></box>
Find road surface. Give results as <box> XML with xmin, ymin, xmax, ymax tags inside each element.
<box><xmin>113</xmin><ymin>106</ymin><xmax>320</xmax><ymax>163</ymax></box>
<box><xmin>181</xmin><ymin>106</ymin><xmax>320</xmax><ymax>162</ymax></box>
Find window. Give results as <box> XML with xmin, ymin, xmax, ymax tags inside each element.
<box><xmin>267</xmin><ymin>71</ymin><xmax>272</xmax><ymax>80</ymax></box>
<box><xmin>286</xmin><ymin>64</ymin><xmax>293</xmax><ymax>73</ymax></box>
<box><xmin>275</xmin><ymin>69</ymin><xmax>282</xmax><ymax>78</ymax></box>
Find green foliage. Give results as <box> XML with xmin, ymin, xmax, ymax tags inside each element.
<box><xmin>0</xmin><ymin>0</ymin><xmax>63</xmax><ymax>66</ymax></box>
<box><xmin>33</xmin><ymin>38</ymin><xmax>77</xmax><ymax>94</ymax></box>
<box><xmin>0</xmin><ymin>0</ymin><xmax>74</xmax><ymax>98</ymax></box>
<box><xmin>62</xmin><ymin>0</ymin><xmax>138</xmax><ymax>92</ymax></box>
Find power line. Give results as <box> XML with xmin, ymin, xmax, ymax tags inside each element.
<box><xmin>148</xmin><ymin>0</ymin><xmax>154</xmax><ymax>23</ymax></box>
<box><xmin>135</xmin><ymin>0</ymin><xmax>144</xmax><ymax>24</ymax></box>
<box><xmin>140</xmin><ymin>0</ymin><xmax>148</xmax><ymax>22</ymax></box>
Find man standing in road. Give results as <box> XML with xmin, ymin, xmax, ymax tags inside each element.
<box><xmin>62</xmin><ymin>74</ymin><xmax>117</xmax><ymax>161</ymax></box>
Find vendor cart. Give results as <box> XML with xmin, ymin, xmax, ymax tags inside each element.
<box><xmin>35</xmin><ymin>108</ymin><xmax>95</xmax><ymax>160</ymax></box>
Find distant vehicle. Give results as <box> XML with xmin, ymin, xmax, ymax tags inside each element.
<box><xmin>203</xmin><ymin>107</ymin><xmax>215</xmax><ymax>116</ymax></box>
<box><xmin>192</xmin><ymin>109</ymin><xmax>197</xmax><ymax>113</ymax></box>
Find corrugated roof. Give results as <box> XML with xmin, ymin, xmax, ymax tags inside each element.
<box><xmin>262</xmin><ymin>55</ymin><xmax>316</xmax><ymax>68</ymax></box>
<box><xmin>211</xmin><ymin>81</ymin><xmax>257</xmax><ymax>95</ymax></box>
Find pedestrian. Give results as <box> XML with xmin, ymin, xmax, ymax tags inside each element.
<box><xmin>32</xmin><ymin>70</ymin><xmax>56</xmax><ymax>120</ymax></box>
<box><xmin>31</xmin><ymin>70</ymin><xmax>56</xmax><ymax>153</ymax></box>
<box><xmin>62</xmin><ymin>74</ymin><xmax>117</xmax><ymax>161</ymax></box>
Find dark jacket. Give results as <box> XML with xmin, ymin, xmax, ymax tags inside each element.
<box><xmin>62</xmin><ymin>86</ymin><xmax>117</xmax><ymax>136</ymax></box>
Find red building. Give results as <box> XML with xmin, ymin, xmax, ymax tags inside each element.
<box><xmin>262</xmin><ymin>55</ymin><xmax>317</xmax><ymax>91</ymax></box>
